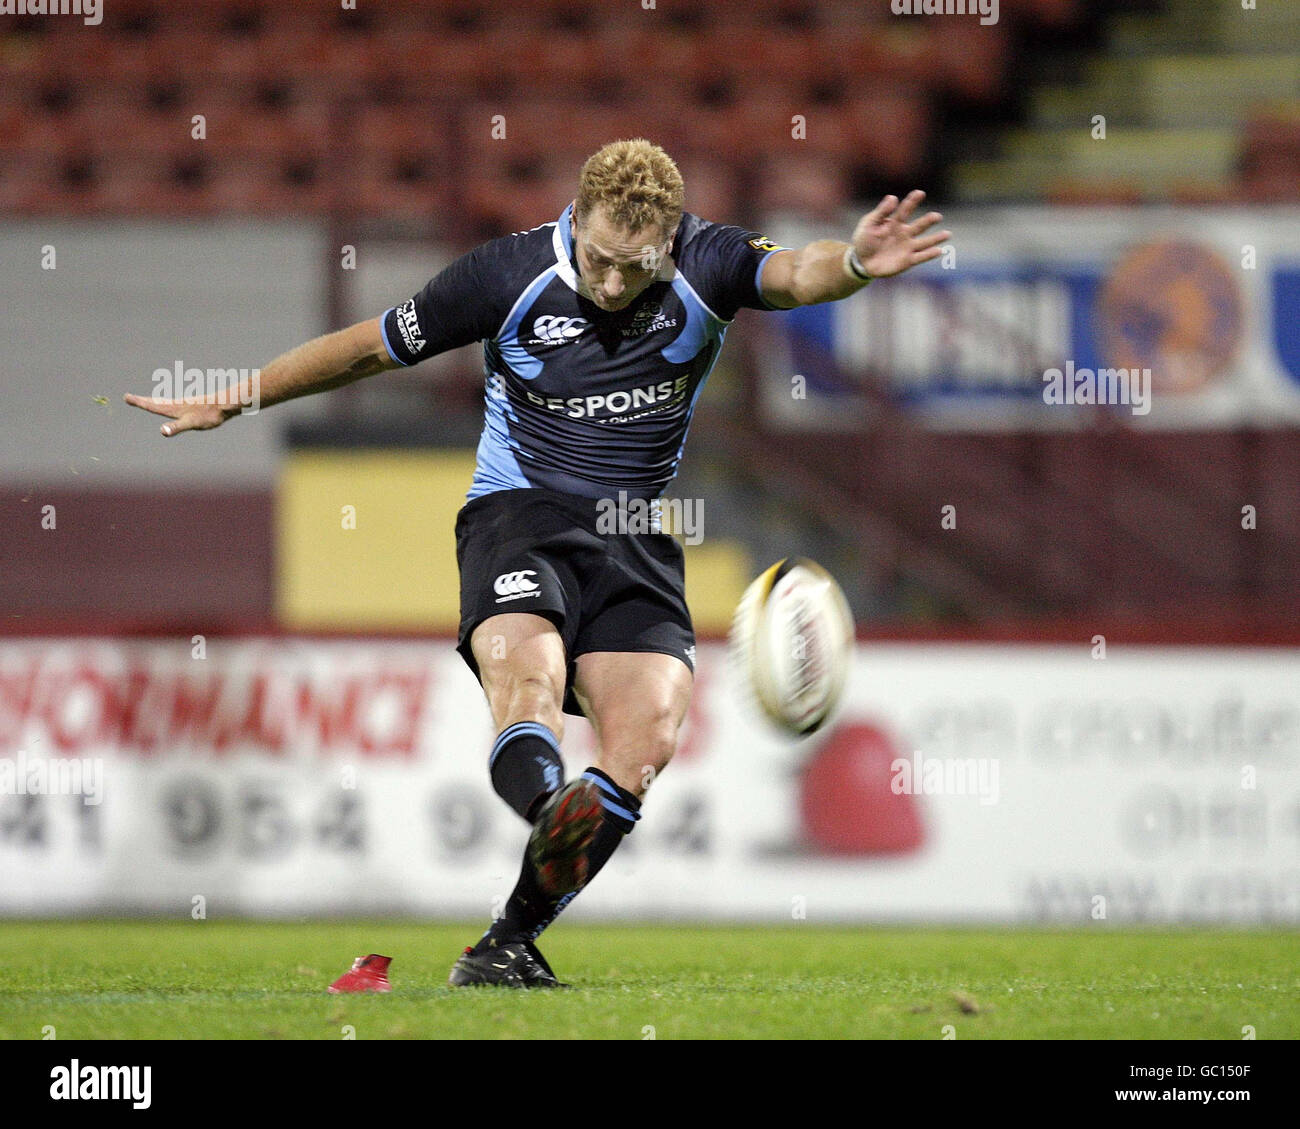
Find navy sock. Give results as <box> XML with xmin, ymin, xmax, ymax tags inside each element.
<box><xmin>475</xmin><ymin>766</ymin><xmax>642</xmax><ymax>950</ymax></box>
<box><xmin>578</xmin><ymin>767</ymin><xmax>641</xmax><ymax>884</ymax></box>
<box><xmin>489</xmin><ymin>722</ymin><xmax>564</xmax><ymax>822</ymax></box>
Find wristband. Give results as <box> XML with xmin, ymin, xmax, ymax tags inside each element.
<box><xmin>844</xmin><ymin>246</ymin><xmax>872</xmax><ymax>283</ymax></box>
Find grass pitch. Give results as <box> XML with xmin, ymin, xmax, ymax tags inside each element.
<box><xmin>1</xmin><ymin>921</ymin><xmax>1296</xmax><ymax>1040</ymax></box>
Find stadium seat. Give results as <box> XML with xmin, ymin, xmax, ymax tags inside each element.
<box><xmin>842</xmin><ymin>90</ymin><xmax>931</xmax><ymax>180</ymax></box>
<box><xmin>377</xmin><ymin>31</ymin><xmax>495</xmax><ymax>95</ymax></box>
<box><xmin>462</xmin><ymin>170</ymin><xmax>571</xmax><ymax>238</ymax></box>
<box><xmin>485</xmin><ymin>27</ymin><xmax>604</xmax><ymax>92</ymax></box>
<box><xmin>0</xmin><ymin>101</ymin><xmax>25</xmax><ymax>149</ymax></box>
<box><xmin>352</xmin><ymin>105</ymin><xmax>453</xmax><ymax>162</ymax></box>
<box><xmin>675</xmin><ymin>158</ymin><xmax>740</xmax><ymax>225</ymax></box>
<box><xmin>927</xmin><ymin>21</ymin><xmax>1009</xmax><ymax>103</ymax></box>
<box><xmin>755</xmin><ymin>155</ymin><xmax>847</xmax><ymax>222</ymax></box>
<box><xmin>1239</xmin><ymin>110</ymin><xmax>1300</xmax><ymax>201</ymax></box>
<box><xmin>0</xmin><ymin>0</ymin><xmax>1278</xmax><ymax>223</ymax></box>
<box><xmin>810</xmin><ymin>23</ymin><xmax>937</xmax><ymax>88</ymax></box>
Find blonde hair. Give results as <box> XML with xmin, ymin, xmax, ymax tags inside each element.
<box><xmin>575</xmin><ymin>139</ymin><xmax>685</xmax><ymax>238</ymax></box>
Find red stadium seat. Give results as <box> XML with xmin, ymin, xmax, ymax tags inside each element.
<box><xmin>1240</xmin><ymin>111</ymin><xmax>1300</xmax><ymax>202</ymax></box>
<box><xmin>755</xmin><ymin>154</ymin><xmax>848</xmax><ymax>222</ymax></box>
<box><xmin>926</xmin><ymin>21</ymin><xmax>1008</xmax><ymax>102</ymax></box>
<box><xmin>813</xmin><ymin>22</ymin><xmax>941</xmax><ymax>89</ymax></box>
<box><xmin>14</xmin><ymin>107</ymin><xmax>101</xmax><ymax>163</ymax></box>
<box><xmin>842</xmin><ymin>88</ymin><xmax>931</xmax><ymax>180</ymax></box>
<box><xmin>485</xmin><ymin>27</ymin><xmax>604</xmax><ymax>92</ymax></box>
<box><xmin>674</xmin><ymin>157</ymin><xmax>740</xmax><ymax>224</ymax></box>
<box><xmin>0</xmin><ymin>0</ymin><xmax>979</xmax><ymax>221</ymax></box>
<box><xmin>351</xmin><ymin>105</ymin><xmax>455</xmax><ymax>165</ymax></box>
<box><xmin>350</xmin><ymin>166</ymin><xmax>450</xmax><ymax>223</ymax></box>
<box><xmin>462</xmin><ymin>167</ymin><xmax>572</xmax><ymax>237</ymax></box>
<box><xmin>0</xmin><ymin>101</ymin><xmax>26</xmax><ymax>149</ymax></box>
<box><xmin>683</xmin><ymin>100</ymin><xmax>858</xmax><ymax>164</ymax></box>
<box><xmin>31</xmin><ymin>33</ymin><xmax>117</xmax><ymax>84</ymax></box>
<box><xmin>379</xmin><ymin>30</ymin><xmax>502</xmax><ymax>96</ymax></box>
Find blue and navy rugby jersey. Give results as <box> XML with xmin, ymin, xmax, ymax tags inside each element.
<box><xmin>380</xmin><ymin>203</ymin><xmax>789</xmax><ymax>501</ymax></box>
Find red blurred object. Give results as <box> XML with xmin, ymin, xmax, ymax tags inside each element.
<box><xmin>328</xmin><ymin>954</ymin><xmax>393</xmax><ymax>994</ymax></box>
<box><xmin>799</xmin><ymin>722</ymin><xmax>925</xmax><ymax>856</ymax></box>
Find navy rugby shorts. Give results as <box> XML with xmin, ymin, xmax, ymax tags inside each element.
<box><xmin>454</xmin><ymin>487</ymin><xmax>696</xmax><ymax>716</ymax></box>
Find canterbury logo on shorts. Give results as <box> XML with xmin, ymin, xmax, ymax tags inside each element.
<box><xmin>493</xmin><ymin>570</ymin><xmax>541</xmax><ymax>602</ymax></box>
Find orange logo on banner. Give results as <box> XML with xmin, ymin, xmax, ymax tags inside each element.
<box><xmin>1096</xmin><ymin>239</ymin><xmax>1244</xmax><ymax>395</ymax></box>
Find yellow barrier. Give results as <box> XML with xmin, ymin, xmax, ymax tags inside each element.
<box><xmin>277</xmin><ymin>451</ymin><xmax>750</xmax><ymax>633</ymax></box>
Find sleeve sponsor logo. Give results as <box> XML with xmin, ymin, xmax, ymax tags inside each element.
<box><xmin>395</xmin><ymin>298</ymin><xmax>426</xmax><ymax>355</ymax></box>
<box><xmin>748</xmin><ymin>236</ymin><xmax>784</xmax><ymax>252</ymax></box>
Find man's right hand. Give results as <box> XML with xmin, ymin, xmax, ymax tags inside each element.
<box><xmin>123</xmin><ymin>318</ymin><xmax>396</xmax><ymax>436</ymax></box>
<box><xmin>122</xmin><ymin>394</ymin><xmax>239</xmax><ymax>437</ymax></box>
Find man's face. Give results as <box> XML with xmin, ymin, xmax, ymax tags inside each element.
<box><xmin>571</xmin><ymin>203</ymin><xmax>672</xmax><ymax>313</ymax></box>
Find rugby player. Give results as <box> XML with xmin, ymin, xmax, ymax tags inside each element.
<box><xmin>126</xmin><ymin>139</ymin><xmax>950</xmax><ymax>988</ymax></box>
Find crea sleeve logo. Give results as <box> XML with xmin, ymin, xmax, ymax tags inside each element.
<box><xmin>396</xmin><ymin>298</ymin><xmax>426</xmax><ymax>354</ymax></box>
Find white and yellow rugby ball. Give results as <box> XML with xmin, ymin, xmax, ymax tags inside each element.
<box><xmin>729</xmin><ymin>558</ymin><xmax>854</xmax><ymax>737</ymax></box>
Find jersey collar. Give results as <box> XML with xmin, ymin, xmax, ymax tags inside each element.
<box><xmin>552</xmin><ymin>204</ymin><xmax>582</xmax><ymax>294</ymax></box>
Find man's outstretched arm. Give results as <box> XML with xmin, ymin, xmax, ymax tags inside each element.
<box><xmin>758</xmin><ymin>189</ymin><xmax>950</xmax><ymax>309</ymax></box>
<box><xmin>124</xmin><ymin>316</ymin><xmax>398</xmax><ymax>436</ymax></box>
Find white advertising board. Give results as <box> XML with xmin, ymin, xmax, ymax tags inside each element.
<box><xmin>0</xmin><ymin>638</ymin><xmax>1295</xmax><ymax>923</ymax></box>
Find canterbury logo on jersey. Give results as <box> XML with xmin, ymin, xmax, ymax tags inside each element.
<box><xmin>493</xmin><ymin>570</ymin><xmax>541</xmax><ymax>602</ymax></box>
<box><xmin>530</xmin><ymin>316</ymin><xmax>589</xmax><ymax>345</ymax></box>
<box><xmin>395</xmin><ymin>298</ymin><xmax>425</xmax><ymax>354</ymax></box>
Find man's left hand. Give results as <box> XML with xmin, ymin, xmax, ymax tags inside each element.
<box><xmin>851</xmin><ymin>190</ymin><xmax>951</xmax><ymax>279</ymax></box>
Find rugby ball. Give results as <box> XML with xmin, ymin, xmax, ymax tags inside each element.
<box><xmin>729</xmin><ymin>558</ymin><xmax>854</xmax><ymax>736</ymax></box>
